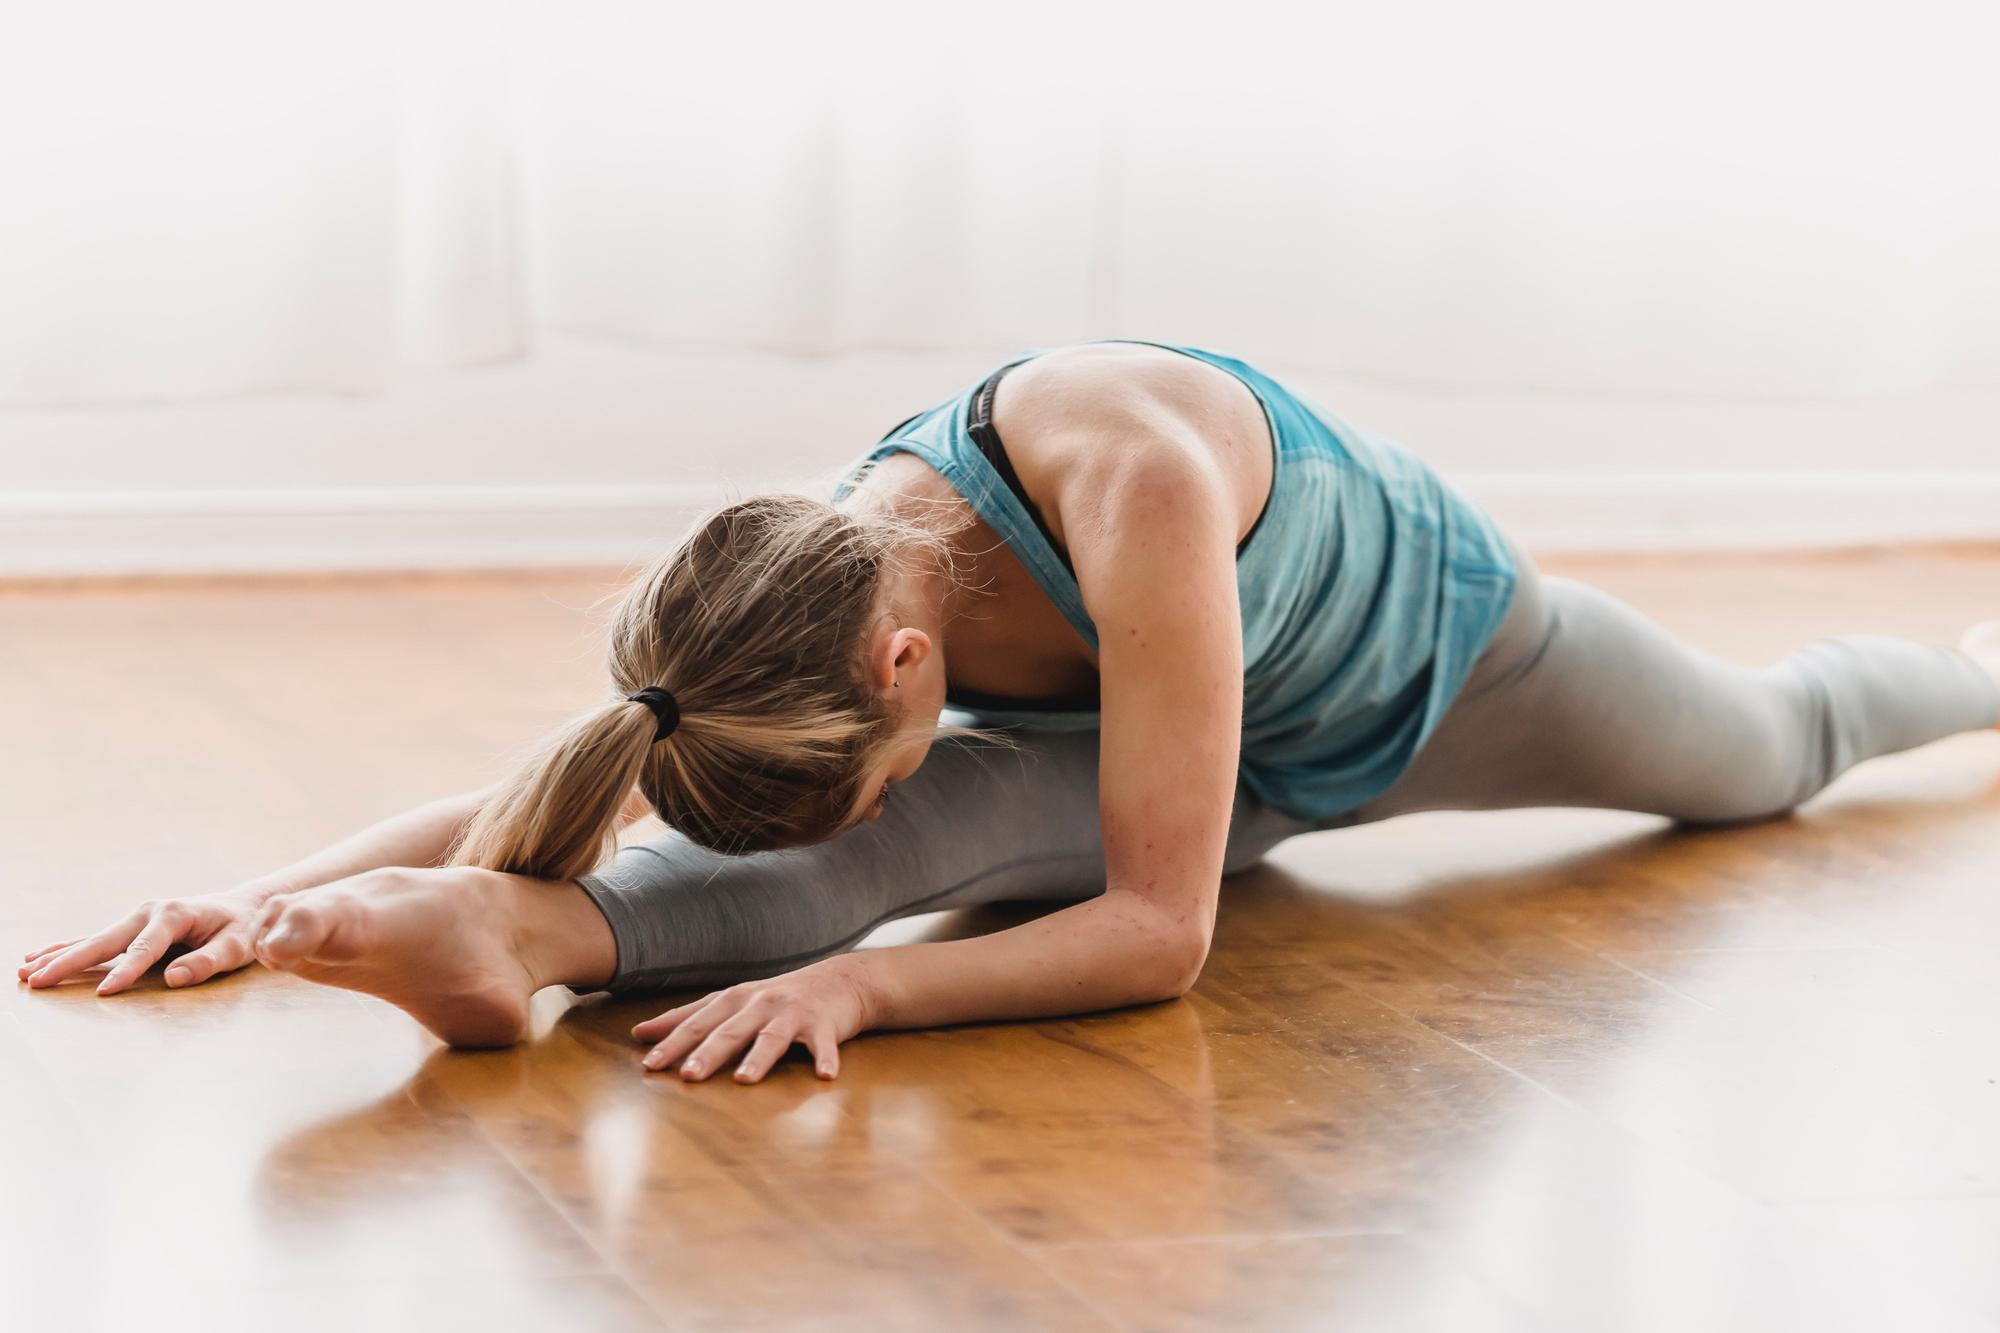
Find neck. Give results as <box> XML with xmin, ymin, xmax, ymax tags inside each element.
<box><xmin>880</xmin><ymin>558</ymin><xmax>964</xmax><ymax>654</ymax></box>
<box><xmin>836</xmin><ymin>461</ymin><xmax>982</xmax><ymax>652</ymax></box>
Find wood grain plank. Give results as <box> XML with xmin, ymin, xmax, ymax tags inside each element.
<box><xmin>6</xmin><ymin>552</ymin><xmax>1998</xmax><ymax>1331</ymax></box>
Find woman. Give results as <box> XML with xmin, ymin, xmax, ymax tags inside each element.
<box><xmin>22</xmin><ymin>341</ymin><xmax>2000</xmax><ymax>1084</ymax></box>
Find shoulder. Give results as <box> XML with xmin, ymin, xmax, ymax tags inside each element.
<box><xmin>994</xmin><ymin>343</ymin><xmax>1230</xmax><ymax>450</ymax></box>
<box><xmin>991</xmin><ymin>344</ymin><xmax>1262</xmax><ymax>546</ymax></box>
<box><xmin>994</xmin><ymin>344</ymin><xmax>1229</xmax><ymax>486</ymax></box>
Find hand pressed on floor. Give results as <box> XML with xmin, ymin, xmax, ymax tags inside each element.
<box><xmin>20</xmin><ymin>890</ymin><xmax>263</xmax><ymax>995</ymax></box>
<box><xmin>631</xmin><ymin>957</ymin><xmax>873</xmax><ymax>1084</ymax></box>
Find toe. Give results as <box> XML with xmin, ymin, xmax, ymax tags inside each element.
<box><xmin>255</xmin><ymin>900</ymin><xmax>332</xmax><ymax>969</ymax></box>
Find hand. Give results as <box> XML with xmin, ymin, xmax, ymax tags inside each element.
<box><xmin>18</xmin><ymin>887</ymin><xmax>271</xmax><ymax>995</ymax></box>
<box><xmin>631</xmin><ymin>957</ymin><xmax>875</xmax><ymax>1084</ymax></box>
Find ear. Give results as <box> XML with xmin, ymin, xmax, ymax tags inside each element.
<box><xmin>868</xmin><ymin>625</ymin><xmax>932</xmax><ymax>692</ymax></box>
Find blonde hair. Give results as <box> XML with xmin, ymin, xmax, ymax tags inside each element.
<box><xmin>448</xmin><ymin>492</ymin><xmax>957</xmax><ymax>878</ymax></box>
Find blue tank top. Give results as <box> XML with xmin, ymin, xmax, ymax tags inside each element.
<box><xmin>832</xmin><ymin>341</ymin><xmax>1518</xmax><ymax>821</ymax></box>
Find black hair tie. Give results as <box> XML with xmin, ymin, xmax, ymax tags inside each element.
<box><xmin>628</xmin><ymin>686</ymin><xmax>681</xmax><ymax>742</ymax></box>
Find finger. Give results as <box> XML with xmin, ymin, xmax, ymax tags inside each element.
<box><xmin>24</xmin><ymin>912</ymin><xmax>147</xmax><ymax>988</ymax></box>
<box><xmin>21</xmin><ymin>938</ymin><xmax>81</xmax><ymax>966</ymax></box>
<box><xmin>639</xmin><ymin>998</ymin><xmax>734</xmax><ymax>1072</ymax></box>
<box><xmin>642</xmin><ymin>1000</ymin><xmax>755</xmax><ymax>1077</ymax></box>
<box><xmin>18</xmin><ymin>941</ymin><xmax>81</xmax><ymax>980</ymax></box>
<box><xmin>164</xmin><ymin>930</ymin><xmax>254</xmax><ymax>988</ymax></box>
<box><xmin>678</xmin><ymin>1013</ymin><xmax>767</xmax><ymax>1083</ymax></box>
<box><xmin>96</xmin><ymin>912</ymin><xmax>185</xmax><ymax>995</ymax></box>
<box><xmin>632</xmin><ymin>992</ymin><xmax>728</xmax><ymax>1056</ymax></box>
<box><xmin>732</xmin><ymin>1021</ymin><xmax>801</xmax><ymax>1085</ymax></box>
<box><xmin>26</xmin><ymin>918</ymin><xmax>140</xmax><ymax>985</ymax></box>
<box><xmin>631</xmin><ymin>994</ymin><xmax>717</xmax><ymax>1042</ymax></box>
<box><xmin>801</xmin><ymin>1022</ymin><xmax>842</xmax><ymax>1081</ymax></box>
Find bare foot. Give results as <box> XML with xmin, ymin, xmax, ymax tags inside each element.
<box><xmin>1961</xmin><ymin>620</ymin><xmax>2000</xmax><ymax>723</ymax></box>
<box><xmin>251</xmin><ymin>868</ymin><xmax>543</xmax><ymax>1048</ymax></box>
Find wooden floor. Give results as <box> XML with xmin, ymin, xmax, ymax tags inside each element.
<box><xmin>5</xmin><ymin>549</ymin><xmax>1999</xmax><ymax>1333</ymax></box>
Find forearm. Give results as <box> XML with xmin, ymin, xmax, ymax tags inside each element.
<box><xmin>236</xmin><ymin>786</ymin><xmax>496</xmax><ymax>904</ymax></box>
<box><xmin>850</xmin><ymin>891</ymin><xmax>1207</xmax><ymax>1032</ymax></box>
<box><xmin>629</xmin><ymin>878</ymin><xmax>1214</xmax><ymax>1085</ymax></box>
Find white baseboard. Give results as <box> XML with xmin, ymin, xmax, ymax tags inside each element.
<box><xmin>1460</xmin><ymin>471</ymin><xmax>2000</xmax><ymax>554</ymax></box>
<box><xmin>2</xmin><ymin>472</ymin><xmax>1996</xmax><ymax>577</ymax></box>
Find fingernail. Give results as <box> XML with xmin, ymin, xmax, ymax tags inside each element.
<box><xmin>680</xmin><ymin>1061</ymin><xmax>701</xmax><ymax>1079</ymax></box>
<box><xmin>641</xmin><ymin>1051</ymin><xmax>664</xmax><ymax>1070</ymax></box>
<box><xmin>165</xmin><ymin>968</ymin><xmax>187</xmax><ymax>987</ymax></box>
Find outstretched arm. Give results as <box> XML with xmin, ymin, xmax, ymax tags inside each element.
<box><xmin>20</xmin><ymin>783</ymin><xmax>650</xmax><ymax>994</ymax></box>
<box><xmin>635</xmin><ymin>433</ymin><xmax>1244</xmax><ymax>1081</ymax></box>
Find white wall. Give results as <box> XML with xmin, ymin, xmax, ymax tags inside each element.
<box><xmin>6</xmin><ymin>1</ymin><xmax>1996</xmax><ymax>575</ymax></box>
<box><xmin>4</xmin><ymin>334</ymin><xmax>1996</xmax><ymax>576</ymax></box>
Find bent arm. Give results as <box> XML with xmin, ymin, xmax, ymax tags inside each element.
<box><xmin>849</xmin><ymin>437</ymin><xmax>1244</xmax><ymax>1028</ymax></box>
<box><xmin>848</xmin><ymin>888</ymin><xmax>1208</xmax><ymax>1032</ymax></box>
<box><xmin>632</xmin><ymin>417</ymin><xmax>1247</xmax><ymax>1081</ymax></box>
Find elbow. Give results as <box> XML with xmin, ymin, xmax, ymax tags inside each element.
<box><xmin>1143</xmin><ymin>930</ymin><xmax>1212</xmax><ymax>1003</ymax></box>
<box><xmin>1097</xmin><ymin>892</ymin><xmax>1214</xmax><ymax>1003</ymax></box>
<box><xmin>1161</xmin><ymin>956</ymin><xmax>1207</xmax><ymax>1001</ymax></box>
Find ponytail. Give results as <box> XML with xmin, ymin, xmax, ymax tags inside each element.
<box><xmin>447</xmin><ymin>697</ymin><xmax>659</xmax><ymax>880</ymax></box>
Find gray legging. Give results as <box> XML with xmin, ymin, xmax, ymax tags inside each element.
<box><xmin>575</xmin><ymin>554</ymin><xmax>2000</xmax><ymax>994</ymax></box>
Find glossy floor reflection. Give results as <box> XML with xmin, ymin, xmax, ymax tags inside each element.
<box><xmin>5</xmin><ymin>549</ymin><xmax>1999</xmax><ymax>1331</ymax></box>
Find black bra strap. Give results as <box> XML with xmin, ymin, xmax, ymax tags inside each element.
<box><xmin>965</xmin><ymin>364</ymin><xmax>1075</xmax><ymax>574</ymax></box>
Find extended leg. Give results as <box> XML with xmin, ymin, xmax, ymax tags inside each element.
<box><xmin>1351</xmin><ymin>555</ymin><xmax>2000</xmax><ymax>826</ymax></box>
<box><xmin>244</xmin><ymin>718</ymin><xmax>1304</xmax><ymax>1037</ymax></box>
<box><xmin>575</xmin><ymin>727</ymin><xmax>1302</xmax><ymax>994</ymax></box>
